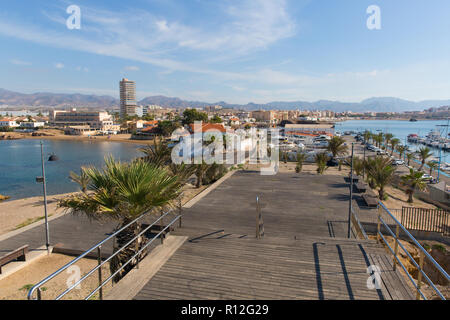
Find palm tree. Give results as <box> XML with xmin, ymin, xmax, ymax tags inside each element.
<box><xmin>418</xmin><ymin>147</ymin><xmax>433</xmax><ymax>171</ymax></box>
<box><xmin>315</xmin><ymin>152</ymin><xmax>329</xmax><ymax>175</ymax></box>
<box><xmin>401</xmin><ymin>168</ymin><xmax>427</xmax><ymax>203</ymax></box>
<box><xmin>384</xmin><ymin>133</ymin><xmax>393</xmax><ymax>148</ymax></box>
<box><xmin>295</xmin><ymin>152</ymin><xmax>307</xmax><ymax>173</ymax></box>
<box><xmin>406</xmin><ymin>153</ymin><xmax>414</xmax><ymax>166</ymax></box>
<box><xmin>139</xmin><ymin>137</ymin><xmax>171</xmax><ymax>168</ymax></box>
<box><xmin>365</xmin><ymin>156</ymin><xmax>396</xmax><ymax>200</ymax></box>
<box><xmin>168</xmin><ymin>162</ymin><xmax>196</xmax><ymax>185</ymax></box>
<box><xmin>69</xmin><ymin>168</ymin><xmax>90</xmax><ymax>193</ymax></box>
<box><xmin>363</xmin><ymin>131</ymin><xmax>372</xmax><ymax>144</ymax></box>
<box><xmin>59</xmin><ymin>157</ymin><xmax>182</xmax><ymax>281</ymax></box>
<box><xmin>194</xmin><ymin>161</ymin><xmax>210</xmax><ymax>188</ymax></box>
<box><xmin>327</xmin><ymin>136</ymin><xmax>348</xmax><ymax>158</ymax></box>
<box><xmin>427</xmin><ymin>161</ymin><xmax>438</xmax><ymax>176</ymax></box>
<box><xmin>373</xmin><ymin>133</ymin><xmax>383</xmax><ymax>148</ymax></box>
<box><xmin>390</xmin><ymin>138</ymin><xmax>400</xmax><ymax>156</ymax></box>
<box><xmin>396</xmin><ymin>145</ymin><xmax>407</xmax><ymax>160</ymax></box>
<box><xmin>353</xmin><ymin>157</ymin><xmax>365</xmax><ymax>177</ymax></box>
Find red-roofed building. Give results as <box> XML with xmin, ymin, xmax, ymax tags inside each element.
<box><xmin>189</xmin><ymin>123</ymin><xmax>226</xmax><ymax>133</ymax></box>
<box><xmin>0</xmin><ymin>119</ymin><xmax>19</xmax><ymax>128</ymax></box>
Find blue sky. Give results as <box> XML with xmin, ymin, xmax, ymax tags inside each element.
<box><xmin>0</xmin><ymin>0</ymin><xmax>449</xmax><ymax>104</ymax></box>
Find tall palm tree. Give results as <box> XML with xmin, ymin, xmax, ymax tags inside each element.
<box><xmin>384</xmin><ymin>133</ymin><xmax>393</xmax><ymax>148</ymax></box>
<box><xmin>406</xmin><ymin>153</ymin><xmax>414</xmax><ymax>166</ymax></box>
<box><xmin>427</xmin><ymin>161</ymin><xmax>438</xmax><ymax>176</ymax></box>
<box><xmin>194</xmin><ymin>161</ymin><xmax>210</xmax><ymax>188</ymax></box>
<box><xmin>363</xmin><ymin>131</ymin><xmax>372</xmax><ymax>144</ymax></box>
<box><xmin>139</xmin><ymin>137</ymin><xmax>171</xmax><ymax>168</ymax></box>
<box><xmin>353</xmin><ymin>157</ymin><xmax>365</xmax><ymax>177</ymax></box>
<box><xmin>396</xmin><ymin>145</ymin><xmax>407</xmax><ymax>160</ymax></box>
<box><xmin>295</xmin><ymin>152</ymin><xmax>307</xmax><ymax>173</ymax></box>
<box><xmin>315</xmin><ymin>152</ymin><xmax>329</xmax><ymax>175</ymax></box>
<box><xmin>401</xmin><ymin>168</ymin><xmax>427</xmax><ymax>203</ymax></box>
<box><xmin>327</xmin><ymin>136</ymin><xmax>348</xmax><ymax>158</ymax></box>
<box><xmin>418</xmin><ymin>147</ymin><xmax>433</xmax><ymax>171</ymax></box>
<box><xmin>365</xmin><ymin>156</ymin><xmax>396</xmax><ymax>200</ymax></box>
<box><xmin>69</xmin><ymin>168</ymin><xmax>90</xmax><ymax>193</ymax></box>
<box><xmin>373</xmin><ymin>133</ymin><xmax>383</xmax><ymax>148</ymax></box>
<box><xmin>59</xmin><ymin>157</ymin><xmax>182</xmax><ymax>281</ymax></box>
<box><xmin>390</xmin><ymin>138</ymin><xmax>400</xmax><ymax>156</ymax></box>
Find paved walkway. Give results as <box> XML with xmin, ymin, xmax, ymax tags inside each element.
<box><xmin>134</xmin><ymin>171</ymin><xmax>415</xmax><ymax>300</ymax></box>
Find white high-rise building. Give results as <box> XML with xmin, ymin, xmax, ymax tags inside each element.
<box><xmin>120</xmin><ymin>78</ymin><xmax>137</xmax><ymax>118</ymax></box>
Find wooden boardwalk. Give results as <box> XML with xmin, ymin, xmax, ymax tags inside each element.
<box><xmin>134</xmin><ymin>172</ymin><xmax>415</xmax><ymax>300</ymax></box>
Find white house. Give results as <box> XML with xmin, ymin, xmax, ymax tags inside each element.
<box><xmin>20</xmin><ymin>122</ymin><xmax>45</xmax><ymax>128</ymax></box>
<box><xmin>0</xmin><ymin>119</ymin><xmax>20</xmax><ymax>128</ymax></box>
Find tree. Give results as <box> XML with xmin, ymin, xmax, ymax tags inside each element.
<box><xmin>427</xmin><ymin>161</ymin><xmax>438</xmax><ymax>176</ymax></box>
<box><xmin>365</xmin><ymin>156</ymin><xmax>396</xmax><ymax>200</ymax></box>
<box><xmin>396</xmin><ymin>145</ymin><xmax>407</xmax><ymax>160</ymax></box>
<box><xmin>194</xmin><ymin>161</ymin><xmax>210</xmax><ymax>188</ymax></box>
<box><xmin>158</xmin><ymin>120</ymin><xmax>180</xmax><ymax>136</ymax></box>
<box><xmin>140</xmin><ymin>137</ymin><xmax>171</xmax><ymax>168</ymax></box>
<box><xmin>315</xmin><ymin>152</ymin><xmax>329</xmax><ymax>175</ymax></box>
<box><xmin>384</xmin><ymin>133</ymin><xmax>393</xmax><ymax>148</ymax></box>
<box><xmin>182</xmin><ymin>109</ymin><xmax>208</xmax><ymax>125</ymax></box>
<box><xmin>295</xmin><ymin>152</ymin><xmax>307</xmax><ymax>173</ymax></box>
<box><xmin>390</xmin><ymin>138</ymin><xmax>400</xmax><ymax>156</ymax></box>
<box><xmin>418</xmin><ymin>147</ymin><xmax>433</xmax><ymax>171</ymax></box>
<box><xmin>327</xmin><ymin>136</ymin><xmax>348</xmax><ymax>158</ymax></box>
<box><xmin>401</xmin><ymin>168</ymin><xmax>427</xmax><ymax>203</ymax></box>
<box><xmin>363</xmin><ymin>131</ymin><xmax>372</xmax><ymax>144</ymax></box>
<box><xmin>406</xmin><ymin>153</ymin><xmax>414</xmax><ymax>166</ymax></box>
<box><xmin>69</xmin><ymin>168</ymin><xmax>90</xmax><ymax>193</ymax></box>
<box><xmin>209</xmin><ymin>115</ymin><xmax>223</xmax><ymax>123</ymax></box>
<box><xmin>373</xmin><ymin>133</ymin><xmax>383</xmax><ymax>148</ymax></box>
<box><xmin>353</xmin><ymin>157</ymin><xmax>365</xmax><ymax>177</ymax></box>
<box><xmin>59</xmin><ymin>157</ymin><xmax>182</xmax><ymax>281</ymax></box>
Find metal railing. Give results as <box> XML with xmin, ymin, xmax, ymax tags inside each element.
<box><xmin>350</xmin><ymin>208</ymin><xmax>368</xmax><ymax>240</ymax></box>
<box><xmin>377</xmin><ymin>201</ymin><xmax>449</xmax><ymax>300</ymax></box>
<box><xmin>28</xmin><ymin>205</ymin><xmax>183</xmax><ymax>300</ymax></box>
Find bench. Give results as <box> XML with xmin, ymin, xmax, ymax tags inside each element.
<box><xmin>354</xmin><ymin>182</ymin><xmax>367</xmax><ymax>193</ymax></box>
<box><xmin>362</xmin><ymin>194</ymin><xmax>378</xmax><ymax>208</ymax></box>
<box><xmin>0</xmin><ymin>245</ymin><xmax>29</xmax><ymax>274</ymax></box>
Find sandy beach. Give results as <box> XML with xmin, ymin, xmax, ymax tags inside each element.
<box><xmin>0</xmin><ymin>193</ymin><xmax>72</xmax><ymax>236</ymax></box>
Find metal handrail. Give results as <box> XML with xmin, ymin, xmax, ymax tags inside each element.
<box><xmin>377</xmin><ymin>201</ymin><xmax>449</xmax><ymax>300</ymax></box>
<box><xmin>350</xmin><ymin>208</ymin><xmax>368</xmax><ymax>240</ymax></box>
<box><xmin>28</xmin><ymin>207</ymin><xmax>179</xmax><ymax>300</ymax></box>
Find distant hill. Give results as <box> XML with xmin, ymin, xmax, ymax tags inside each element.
<box><xmin>1</xmin><ymin>88</ymin><xmax>449</xmax><ymax>112</ymax></box>
<box><xmin>0</xmin><ymin>88</ymin><xmax>118</xmax><ymax>108</ymax></box>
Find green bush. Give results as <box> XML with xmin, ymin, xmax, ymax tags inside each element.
<box><xmin>203</xmin><ymin>163</ymin><xmax>228</xmax><ymax>185</ymax></box>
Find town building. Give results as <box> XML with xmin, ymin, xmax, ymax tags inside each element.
<box><xmin>120</xmin><ymin>78</ymin><xmax>137</xmax><ymax>117</ymax></box>
<box><xmin>0</xmin><ymin>119</ymin><xmax>19</xmax><ymax>128</ymax></box>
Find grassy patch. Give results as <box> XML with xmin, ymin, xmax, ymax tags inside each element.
<box><xmin>19</xmin><ymin>284</ymin><xmax>34</xmax><ymax>291</ymax></box>
<box><xmin>432</xmin><ymin>244</ymin><xmax>447</xmax><ymax>253</ymax></box>
<box><xmin>15</xmin><ymin>214</ymin><xmax>53</xmax><ymax>230</ymax></box>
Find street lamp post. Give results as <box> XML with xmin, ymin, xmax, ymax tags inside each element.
<box><xmin>36</xmin><ymin>141</ymin><xmax>50</xmax><ymax>254</ymax></box>
<box><xmin>348</xmin><ymin>143</ymin><xmax>354</xmax><ymax>239</ymax></box>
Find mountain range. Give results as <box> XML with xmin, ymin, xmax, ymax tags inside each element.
<box><xmin>1</xmin><ymin>88</ymin><xmax>449</xmax><ymax>113</ymax></box>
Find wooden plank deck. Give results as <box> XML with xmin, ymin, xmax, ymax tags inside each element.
<box><xmin>134</xmin><ymin>171</ymin><xmax>415</xmax><ymax>300</ymax></box>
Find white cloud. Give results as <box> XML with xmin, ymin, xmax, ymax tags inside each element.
<box><xmin>124</xmin><ymin>66</ymin><xmax>140</xmax><ymax>71</ymax></box>
<box><xmin>55</xmin><ymin>62</ymin><xmax>64</xmax><ymax>69</ymax></box>
<box><xmin>10</xmin><ymin>59</ymin><xmax>31</xmax><ymax>66</ymax></box>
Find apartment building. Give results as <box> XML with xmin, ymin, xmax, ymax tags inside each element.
<box><xmin>49</xmin><ymin>109</ymin><xmax>118</xmax><ymax>132</ymax></box>
<box><xmin>120</xmin><ymin>78</ymin><xmax>137</xmax><ymax>117</ymax></box>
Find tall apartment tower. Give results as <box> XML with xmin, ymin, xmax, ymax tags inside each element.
<box><xmin>119</xmin><ymin>78</ymin><xmax>137</xmax><ymax>118</ymax></box>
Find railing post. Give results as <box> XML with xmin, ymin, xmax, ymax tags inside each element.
<box><xmin>416</xmin><ymin>250</ymin><xmax>425</xmax><ymax>300</ymax></box>
<box><xmin>178</xmin><ymin>196</ymin><xmax>182</xmax><ymax>228</ymax></box>
<box><xmin>97</xmin><ymin>246</ymin><xmax>103</xmax><ymax>300</ymax></box>
<box><xmin>393</xmin><ymin>224</ymin><xmax>400</xmax><ymax>271</ymax></box>
<box><xmin>160</xmin><ymin>210</ymin><xmax>164</xmax><ymax>244</ymax></box>
<box><xmin>377</xmin><ymin>204</ymin><xmax>381</xmax><ymax>244</ymax></box>
<box><xmin>37</xmin><ymin>288</ymin><xmax>42</xmax><ymax>300</ymax></box>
